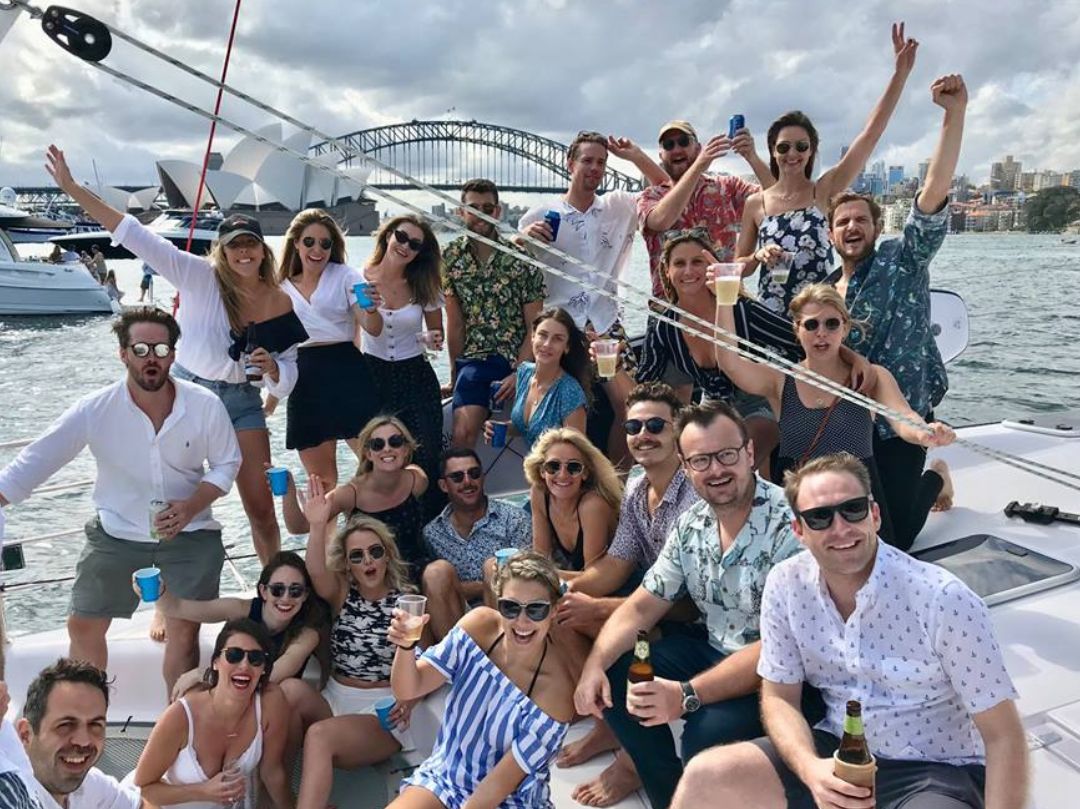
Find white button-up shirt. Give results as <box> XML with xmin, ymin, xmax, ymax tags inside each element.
<box><xmin>758</xmin><ymin>540</ymin><xmax>1018</xmax><ymax>765</ymax></box>
<box><xmin>282</xmin><ymin>262</ymin><xmax>365</xmax><ymax>346</ymax></box>
<box><xmin>519</xmin><ymin>191</ymin><xmax>638</xmax><ymax>334</ymax></box>
<box><xmin>111</xmin><ymin>215</ymin><xmax>298</xmax><ymax>398</ymax></box>
<box><xmin>358</xmin><ymin>267</ymin><xmax>444</xmax><ymax>361</ymax></box>
<box><xmin>0</xmin><ymin>378</ymin><xmax>240</xmax><ymax>542</ymax></box>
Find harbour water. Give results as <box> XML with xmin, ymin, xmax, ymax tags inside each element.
<box><xmin>1</xmin><ymin>232</ymin><xmax>1078</xmax><ymax>635</ymax></box>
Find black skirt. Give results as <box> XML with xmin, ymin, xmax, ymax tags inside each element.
<box><xmin>286</xmin><ymin>342</ymin><xmax>381</xmax><ymax>450</ymax></box>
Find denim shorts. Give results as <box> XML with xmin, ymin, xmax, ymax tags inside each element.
<box><xmin>452</xmin><ymin>355</ymin><xmax>513</xmax><ymax>409</ymax></box>
<box><xmin>731</xmin><ymin>389</ymin><xmax>775</xmax><ymax>422</ymax></box>
<box><xmin>173</xmin><ymin>363</ymin><xmax>266</xmax><ymax>431</ymax></box>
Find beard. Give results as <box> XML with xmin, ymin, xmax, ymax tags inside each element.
<box><xmin>130</xmin><ymin>366</ymin><xmax>169</xmax><ymax>392</ymax></box>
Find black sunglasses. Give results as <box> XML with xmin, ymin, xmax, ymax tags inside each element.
<box><xmin>445</xmin><ymin>466</ymin><xmax>483</xmax><ymax>483</ymax></box>
<box><xmin>801</xmin><ymin>317</ymin><xmax>843</xmax><ymax>333</ymax></box>
<box><xmin>542</xmin><ymin>459</ymin><xmax>584</xmax><ymax>476</ymax></box>
<box><xmin>392</xmin><ymin>229</ymin><xmax>424</xmax><ymax>252</ymax></box>
<box><xmin>467</xmin><ymin>203</ymin><xmax>498</xmax><ymax>215</ymax></box>
<box><xmin>301</xmin><ymin>236</ymin><xmax>333</xmax><ymax>250</ymax></box>
<box><xmin>661</xmin><ymin>134</ymin><xmax>692</xmax><ymax>151</ymax></box>
<box><xmin>222</xmin><ymin>647</ymin><xmax>267</xmax><ymax>667</ymax></box>
<box><xmin>130</xmin><ymin>342</ymin><xmax>172</xmax><ymax>358</ymax></box>
<box><xmin>497</xmin><ymin>598</ymin><xmax>553</xmax><ymax>622</ymax></box>
<box><xmin>266</xmin><ymin>582</ymin><xmax>307</xmax><ymax>599</ymax></box>
<box><xmin>368</xmin><ymin>434</ymin><xmax>406</xmax><ymax>452</ymax></box>
<box><xmin>795</xmin><ymin>496</ymin><xmax>872</xmax><ymax>531</ymax></box>
<box><xmin>348</xmin><ymin>545</ymin><xmax>386</xmax><ymax>563</ymax></box>
<box><xmin>685</xmin><ymin>442</ymin><xmax>746</xmax><ymax>471</ymax></box>
<box><xmin>775</xmin><ymin>140</ymin><xmax>811</xmax><ymax>155</ymax></box>
<box><xmin>624</xmin><ymin>417</ymin><xmax>670</xmax><ymax>436</ymax></box>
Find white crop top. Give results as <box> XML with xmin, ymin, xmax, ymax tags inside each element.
<box><xmin>358</xmin><ymin>267</ymin><xmax>444</xmax><ymax>361</ymax></box>
<box><xmin>282</xmin><ymin>262</ymin><xmax>365</xmax><ymax>346</ymax></box>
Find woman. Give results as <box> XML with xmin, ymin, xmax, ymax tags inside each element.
<box><xmin>734</xmin><ymin>22</ymin><xmax>918</xmax><ymax>315</ymax></box>
<box><xmin>296</xmin><ymin>478</ymin><xmax>417</xmax><ymax>809</ymax></box>
<box><xmin>283</xmin><ymin>415</ymin><xmax>429</xmax><ymax>576</ymax></box>
<box><xmin>359</xmin><ymin>215</ymin><xmax>445</xmax><ymax>514</ymax></box>
<box><xmin>46</xmin><ymin>146</ymin><xmax>306</xmax><ymax>566</ymax></box>
<box><xmin>134</xmin><ymin>619</ymin><xmax>293</xmax><ymax>809</ymax></box>
<box><xmin>713</xmin><ymin>282</ymin><xmax>954</xmax><ymax>549</ymax></box>
<box><xmin>388</xmin><ymin>551</ymin><xmax>574</xmax><ymax>809</ymax></box>
<box><xmin>278</xmin><ymin>208</ymin><xmax>381</xmax><ymax>485</ymax></box>
<box><xmin>524</xmin><ymin>428</ymin><xmax>621</xmax><ymax>577</ymax></box>
<box><xmin>103</xmin><ymin>269</ymin><xmax>124</xmax><ymax>302</ymax></box>
<box><xmin>485</xmin><ymin>307</ymin><xmax>590</xmax><ymax>451</ymax></box>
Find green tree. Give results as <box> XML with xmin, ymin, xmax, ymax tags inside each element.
<box><xmin>1026</xmin><ymin>186</ymin><xmax>1080</xmax><ymax>232</ymax></box>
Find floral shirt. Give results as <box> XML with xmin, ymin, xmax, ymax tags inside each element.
<box><xmin>637</xmin><ymin>173</ymin><xmax>759</xmax><ymax>299</ymax></box>
<box><xmin>826</xmin><ymin>201</ymin><xmax>949</xmax><ymax>440</ymax></box>
<box><xmin>608</xmin><ymin>466</ymin><xmax>701</xmax><ymax>569</ymax></box>
<box><xmin>642</xmin><ymin>477</ymin><xmax>800</xmax><ymax>655</ymax></box>
<box><xmin>441</xmin><ymin>234</ymin><xmax>546</xmax><ymax>362</ymax></box>
<box><xmin>423</xmin><ymin>498</ymin><xmax>532</xmax><ymax>583</ymax></box>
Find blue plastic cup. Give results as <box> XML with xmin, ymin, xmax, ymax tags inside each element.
<box><xmin>491</xmin><ymin>421</ymin><xmax>508</xmax><ymax>448</ymax></box>
<box><xmin>266</xmin><ymin>467</ymin><xmax>289</xmax><ymax>496</ymax></box>
<box><xmin>134</xmin><ymin>567</ymin><xmax>162</xmax><ymax>602</ymax></box>
<box><xmin>495</xmin><ymin>547</ymin><xmax>517</xmax><ymax>568</ymax></box>
<box><xmin>353</xmin><ymin>282</ymin><xmax>374</xmax><ymax>309</ymax></box>
<box><xmin>374</xmin><ymin>696</ymin><xmax>396</xmax><ymax>731</ymax></box>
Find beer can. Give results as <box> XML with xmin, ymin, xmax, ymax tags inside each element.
<box><xmin>149</xmin><ymin>499</ymin><xmax>169</xmax><ymax>540</ymax></box>
<box><xmin>728</xmin><ymin>114</ymin><xmax>745</xmax><ymax>139</ymax></box>
<box><xmin>543</xmin><ymin>210</ymin><xmax>561</xmax><ymax>241</ymax></box>
<box><xmin>489</xmin><ymin>381</ymin><xmax>504</xmax><ymax>413</ymax></box>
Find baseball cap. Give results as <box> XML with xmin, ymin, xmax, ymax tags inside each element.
<box><xmin>657</xmin><ymin>120</ymin><xmax>698</xmax><ymax>143</ymax></box>
<box><xmin>217</xmin><ymin>214</ymin><xmax>264</xmax><ymax>245</ymax></box>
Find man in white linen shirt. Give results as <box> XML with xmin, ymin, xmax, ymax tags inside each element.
<box><xmin>670</xmin><ymin>452</ymin><xmax>1028</xmax><ymax>809</ymax></box>
<box><xmin>0</xmin><ymin>307</ymin><xmax>241</xmax><ymax>694</ymax></box>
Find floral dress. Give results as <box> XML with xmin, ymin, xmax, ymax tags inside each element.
<box><xmin>756</xmin><ymin>204</ymin><xmax>834</xmax><ymax>316</ymax></box>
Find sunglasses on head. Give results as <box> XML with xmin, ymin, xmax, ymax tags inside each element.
<box><xmin>222</xmin><ymin>647</ymin><xmax>267</xmax><ymax>667</ymax></box>
<box><xmin>445</xmin><ymin>466</ymin><xmax>482</xmax><ymax>483</ymax></box>
<box><xmin>497</xmin><ymin>598</ymin><xmax>553</xmax><ymax>622</ymax></box>
<box><xmin>542</xmin><ymin>459</ymin><xmax>584</xmax><ymax>476</ymax></box>
<box><xmin>624</xmin><ymin>417</ymin><xmax>670</xmax><ymax>436</ymax></box>
<box><xmin>301</xmin><ymin>236</ymin><xmax>333</xmax><ymax>250</ymax></box>
<box><xmin>130</xmin><ymin>342</ymin><xmax>172</xmax><ymax>359</ymax></box>
<box><xmin>685</xmin><ymin>442</ymin><xmax>746</xmax><ymax>471</ymax></box>
<box><xmin>266</xmin><ymin>582</ymin><xmax>307</xmax><ymax>599</ymax></box>
<box><xmin>392</xmin><ymin>229</ymin><xmax>424</xmax><ymax>252</ymax></box>
<box><xmin>368</xmin><ymin>434</ymin><xmax>406</xmax><ymax>452</ymax></box>
<box><xmin>348</xmin><ymin>545</ymin><xmax>386</xmax><ymax>564</ymax></box>
<box><xmin>661</xmin><ymin>133</ymin><xmax>692</xmax><ymax>151</ymax></box>
<box><xmin>795</xmin><ymin>496</ymin><xmax>872</xmax><ymax>531</ymax></box>
<box><xmin>662</xmin><ymin>226</ymin><xmax>711</xmax><ymax>245</ymax></box>
<box><xmin>775</xmin><ymin>140</ymin><xmax>811</xmax><ymax>155</ymax></box>
<box><xmin>801</xmin><ymin>317</ymin><xmax>843</xmax><ymax>333</ymax></box>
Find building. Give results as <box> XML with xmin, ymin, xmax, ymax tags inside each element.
<box><xmin>1033</xmin><ymin>170</ymin><xmax>1064</xmax><ymax>191</ymax></box>
<box><xmin>990</xmin><ymin>155</ymin><xmax>1022</xmax><ymax>192</ymax></box>
<box><xmin>883</xmin><ymin>198</ymin><xmax>912</xmax><ymax>232</ymax></box>
<box><xmin>918</xmin><ymin>160</ymin><xmax>930</xmax><ymax>184</ymax></box>
<box><xmin>887</xmin><ymin>165</ymin><xmax>905</xmax><ymax>192</ymax></box>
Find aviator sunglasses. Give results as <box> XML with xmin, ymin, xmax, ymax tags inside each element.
<box><xmin>775</xmin><ymin>140</ymin><xmax>811</xmax><ymax>155</ymax></box>
<box><xmin>266</xmin><ymin>582</ymin><xmax>307</xmax><ymax>598</ymax></box>
<box><xmin>445</xmin><ymin>466</ymin><xmax>483</xmax><ymax>483</ymax></box>
<box><xmin>542</xmin><ymin>459</ymin><xmax>585</xmax><ymax>476</ymax></box>
<box><xmin>624</xmin><ymin>417</ymin><xmax>670</xmax><ymax>436</ymax></box>
<box><xmin>795</xmin><ymin>496</ymin><xmax>872</xmax><ymax>530</ymax></box>
<box><xmin>497</xmin><ymin>598</ymin><xmax>553</xmax><ymax>622</ymax></box>
<box><xmin>130</xmin><ymin>342</ymin><xmax>172</xmax><ymax>358</ymax></box>
<box><xmin>392</xmin><ymin>229</ymin><xmax>425</xmax><ymax>252</ymax></box>
<box><xmin>301</xmin><ymin>236</ymin><xmax>333</xmax><ymax>250</ymax></box>
<box><xmin>348</xmin><ymin>545</ymin><xmax>387</xmax><ymax>564</ymax></box>
<box><xmin>222</xmin><ymin>647</ymin><xmax>267</xmax><ymax>667</ymax></box>
<box><xmin>661</xmin><ymin>133</ymin><xmax>692</xmax><ymax>151</ymax></box>
<box><xmin>801</xmin><ymin>317</ymin><xmax>844</xmax><ymax>333</ymax></box>
<box><xmin>368</xmin><ymin>434</ymin><xmax>406</xmax><ymax>452</ymax></box>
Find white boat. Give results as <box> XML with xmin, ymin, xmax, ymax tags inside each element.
<box><xmin>0</xmin><ymin>226</ymin><xmax>115</xmax><ymax>315</ymax></box>
<box><xmin>49</xmin><ymin>209</ymin><xmax>222</xmax><ymax>260</ymax></box>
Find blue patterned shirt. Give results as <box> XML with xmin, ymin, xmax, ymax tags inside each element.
<box><xmin>642</xmin><ymin>477</ymin><xmax>800</xmax><ymax>655</ymax></box>
<box><xmin>827</xmin><ymin>201</ymin><xmax>949</xmax><ymax>439</ymax></box>
<box><xmin>423</xmin><ymin>498</ymin><xmax>532</xmax><ymax>582</ymax></box>
<box><xmin>608</xmin><ymin>466</ymin><xmax>701</xmax><ymax>569</ymax></box>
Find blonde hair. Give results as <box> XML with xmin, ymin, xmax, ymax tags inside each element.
<box><xmin>523</xmin><ymin>428</ymin><xmax>623</xmax><ymax>513</ymax></box>
<box><xmin>206</xmin><ymin>241</ymin><xmax>279</xmax><ymax>333</ymax></box>
<box><xmin>326</xmin><ymin>514</ymin><xmax>414</xmax><ymax>594</ymax></box>
<box><xmin>788</xmin><ymin>283</ymin><xmax>869</xmax><ymax>340</ymax></box>
<box><xmin>353</xmin><ymin>415</ymin><xmax>417</xmax><ymax>477</ymax></box>
<box><xmin>278</xmin><ymin>209</ymin><xmax>348</xmax><ymax>282</ymax></box>
<box><xmin>492</xmin><ymin>550</ymin><xmax>562</xmax><ymax>603</ymax></box>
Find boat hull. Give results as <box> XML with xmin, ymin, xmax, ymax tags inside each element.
<box><xmin>0</xmin><ymin>260</ymin><xmax>114</xmax><ymax>315</ymax></box>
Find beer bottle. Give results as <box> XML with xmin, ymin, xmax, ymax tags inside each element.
<box><xmin>626</xmin><ymin>630</ymin><xmax>653</xmax><ymax>722</ymax></box>
<box><xmin>837</xmin><ymin>700</ymin><xmax>872</xmax><ymax>765</ymax></box>
<box><xmin>242</xmin><ymin>322</ymin><xmax>263</xmax><ymax>384</ymax></box>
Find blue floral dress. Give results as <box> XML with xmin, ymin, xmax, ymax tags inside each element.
<box><xmin>756</xmin><ymin>204</ymin><xmax>834</xmax><ymax>316</ymax></box>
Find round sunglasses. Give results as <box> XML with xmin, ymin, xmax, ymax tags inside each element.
<box><xmin>222</xmin><ymin>647</ymin><xmax>267</xmax><ymax>667</ymax></box>
<box><xmin>392</xmin><ymin>229</ymin><xmax>425</xmax><ymax>252</ymax></box>
<box><xmin>624</xmin><ymin>417</ymin><xmax>670</xmax><ymax>436</ymax></box>
<box><xmin>542</xmin><ymin>459</ymin><xmax>584</xmax><ymax>476</ymax></box>
<box><xmin>497</xmin><ymin>598</ymin><xmax>552</xmax><ymax>622</ymax></box>
<box><xmin>795</xmin><ymin>496</ymin><xmax>871</xmax><ymax>530</ymax></box>
<box><xmin>775</xmin><ymin>140</ymin><xmax>811</xmax><ymax>155</ymax></box>
<box><xmin>301</xmin><ymin>236</ymin><xmax>333</xmax><ymax>250</ymax></box>
<box><xmin>347</xmin><ymin>545</ymin><xmax>386</xmax><ymax>564</ymax></box>
<box><xmin>368</xmin><ymin>434</ymin><xmax>406</xmax><ymax>452</ymax></box>
<box><xmin>445</xmin><ymin>466</ymin><xmax>482</xmax><ymax>483</ymax></box>
<box><xmin>265</xmin><ymin>582</ymin><xmax>307</xmax><ymax>599</ymax></box>
<box><xmin>129</xmin><ymin>342</ymin><xmax>172</xmax><ymax>358</ymax></box>
<box><xmin>801</xmin><ymin>317</ymin><xmax>843</xmax><ymax>333</ymax></box>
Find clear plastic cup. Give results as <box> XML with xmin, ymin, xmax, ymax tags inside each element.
<box><xmin>770</xmin><ymin>251</ymin><xmax>794</xmax><ymax>284</ymax></box>
<box><xmin>711</xmin><ymin>263</ymin><xmax>743</xmax><ymax>305</ymax></box>
<box><xmin>593</xmin><ymin>339</ymin><xmax>620</xmax><ymax>378</ymax></box>
<box><xmin>397</xmin><ymin>594</ymin><xmax>427</xmax><ymax>644</ymax></box>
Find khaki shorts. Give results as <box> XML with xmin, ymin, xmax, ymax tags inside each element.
<box><xmin>71</xmin><ymin>518</ymin><xmax>225</xmax><ymax>619</ymax></box>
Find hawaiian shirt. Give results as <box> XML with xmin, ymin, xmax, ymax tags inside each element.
<box><xmin>643</xmin><ymin>477</ymin><xmax>800</xmax><ymax>655</ymax></box>
<box><xmin>826</xmin><ymin>201</ymin><xmax>949</xmax><ymax>440</ymax></box>
<box><xmin>608</xmin><ymin>466</ymin><xmax>701</xmax><ymax>569</ymax></box>
<box><xmin>422</xmin><ymin>497</ymin><xmax>532</xmax><ymax>582</ymax></box>
<box><xmin>637</xmin><ymin>173</ymin><xmax>759</xmax><ymax>299</ymax></box>
<box><xmin>441</xmin><ymin>233</ymin><xmax>546</xmax><ymax>362</ymax></box>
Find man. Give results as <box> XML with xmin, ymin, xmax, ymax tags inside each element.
<box><xmin>421</xmin><ymin>448</ymin><xmax>532</xmax><ymax>640</ymax></box>
<box><xmin>89</xmin><ymin>246</ymin><xmax>107</xmax><ymax>284</ymax></box>
<box><xmin>574</xmin><ymin>401</ymin><xmax>802</xmax><ymax>809</ymax></box>
<box><xmin>638</xmin><ymin>120</ymin><xmax>774</xmax><ymax>299</ymax></box>
<box><xmin>558</xmin><ymin>381</ymin><xmax>701</xmax><ymax>806</ymax></box>
<box><xmin>1</xmin><ymin>659</ymin><xmax>142</xmax><ymax>808</ymax></box>
<box><xmin>825</xmin><ymin>75</ymin><xmax>969</xmax><ymax>550</ymax></box>
<box><xmin>442</xmin><ymin>178</ymin><xmax>545</xmax><ymax>449</ymax></box>
<box><xmin>519</xmin><ymin>131</ymin><xmax>669</xmax><ymax>464</ymax></box>
<box><xmin>0</xmin><ymin>308</ymin><xmax>241</xmax><ymax>693</ymax></box>
<box><xmin>670</xmin><ymin>452</ymin><xmax>1028</xmax><ymax>809</ymax></box>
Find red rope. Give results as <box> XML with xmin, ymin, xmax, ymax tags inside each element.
<box><xmin>174</xmin><ymin>0</ymin><xmax>244</xmax><ymax>315</ymax></box>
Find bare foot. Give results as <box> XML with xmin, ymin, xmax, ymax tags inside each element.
<box><xmin>149</xmin><ymin>605</ymin><xmax>167</xmax><ymax>643</ymax></box>
<box><xmin>571</xmin><ymin>751</ymin><xmax>641</xmax><ymax>807</ymax></box>
<box><xmin>557</xmin><ymin>721</ymin><xmax>619</xmax><ymax>768</ymax></box>
<box><xmin>930</xmin><ymin>458</ymin><xmax>954</xmax><ymax>511</ymax></box>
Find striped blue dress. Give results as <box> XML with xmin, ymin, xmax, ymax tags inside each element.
<box><xmin>402</xmin><ymin>626</ymin><xmax>569</xmax><ymax>808</ymax></box>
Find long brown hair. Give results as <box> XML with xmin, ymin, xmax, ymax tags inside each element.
<box><xmin>278</xmin><ymin>209</ymin><xmax>348</xmax><ymax>281</ymax></box>
<box><xmin>367</xmin><ymin>214</ymin><xmax>442</xmax><ymax>308</ymax></box>
<box><xmin>531</xmin><ymin>307</ymin><xmax>593</xmax><ymax>405</ymax></box>
<box><xmin>207</xmin><ymin>241</ymin><xmax>279</xmax><ymax>333</ymax></box>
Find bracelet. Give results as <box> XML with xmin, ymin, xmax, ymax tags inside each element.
<box><xmin>396</xmin><ymin>641</ymin><xmax>418</xmax><ymax>651</ymax></box>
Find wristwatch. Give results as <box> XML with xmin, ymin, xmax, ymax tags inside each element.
<box><xmin>680</xmin><ymin>681</ymin><xmax>701</xmax><ymax>714</ymax></box>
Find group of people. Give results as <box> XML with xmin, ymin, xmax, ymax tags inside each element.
<box><xmin>0</xmin><ymin>20</ymin><xmax>1030</xmax><ymax>809</ymax></box>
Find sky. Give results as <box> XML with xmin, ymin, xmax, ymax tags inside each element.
<box><xmin>2</xmin><ymin>0</ymin><xmax>1079</xmax><ymax>203</ymax></box>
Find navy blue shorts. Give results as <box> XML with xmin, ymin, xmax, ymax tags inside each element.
<box><xmin>452</xmin><ymin>355</ymin><xmax>513</xmax><ymax>409</ymax></box>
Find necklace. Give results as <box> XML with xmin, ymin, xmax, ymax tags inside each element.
<box><xmin>215</xmin><ymin>698</ymin><xmax>251</xmax><ymax>739</ymax></box>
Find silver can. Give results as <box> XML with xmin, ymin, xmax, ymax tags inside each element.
<box><xmin>149</xmin><ymin>499</ymin><xmax>169</xmax><ymax>540</ymax></box>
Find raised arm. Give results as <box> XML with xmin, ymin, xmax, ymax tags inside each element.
<box><xmin>301</xmin><ymin>476</ymin><xmax>346</xmax><ymax>608</ymax></box>
<box><xmin>918</xmin><ymin>74</ymin><xmax>967</xmax><ymax>213</ymax></box>
<box><xmin>643</xmin><ymin>135</ymin><xmax>730</xmax><ymax>232</ymax></box>
<box><xmin>607</xmin><ymin>136</ymin><xmax>671</xmax><ymax>187</ymax></box>
<box><xmin>709</xmin><ymin>276</ymin><xmax>783</xmax><ymax>398</ymax></box>
<box><xmin>45</xmin><ymin>145</ymin><xmax>124</xmax><ymax>232</ymax></box>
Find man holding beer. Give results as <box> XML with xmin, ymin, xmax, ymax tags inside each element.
<box><xmin>669</xmin><ymin>452</ymin><xmax>1027</xmax><ymax>809</ymax></box>
<box><xmin>573</xmin><ymin>401</ymin><xmax>801</xmax><ymax>809</ymax></box>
